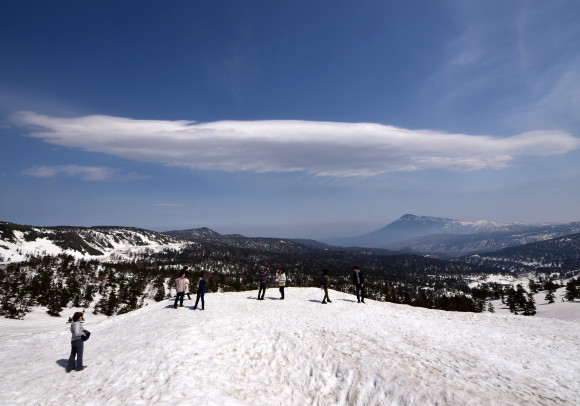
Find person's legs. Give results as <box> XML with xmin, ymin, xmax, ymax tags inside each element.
<box><xmin>75</xmin><ymin>340</ymin><xmax>84</xmax><ymax>371</ymax></box>
<box><xmin>322</xmin><ymin>286</ymin><xmax>329</xmax><ymax>303</ymax></box>
<box><xmin>178</xmin><ymin>292</ymin><xmax>185</xmax><ymax>306</ymax></box>
<box><xmin>279</xmin><ymin>286</ymin><xmax>284</xmax><ymax>299</ymax></box>
<box><xmin>200</xmin><ymin>293</ymin><xmax>205</xmax><ymax>310</ymax></box>
<box><xmin>361</xmin><ymin>286</ymin><xmax>365</xmax><ymax>303</ymax></box>
<box><xmin>356</xmin><ymin>284</ymin><xmax>361</xmax><ymax>302</ymax></box>
<box><xmin>67</xmin><ymin>342</ymin><xmax>77</xmax><ymax>372</ymax></box>
<box><xmin>194</xmin><ymin>293</ymin><xmax>200</xmax><ymax>309</ymax></box>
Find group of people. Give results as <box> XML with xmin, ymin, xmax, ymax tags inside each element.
<box><xmin>320</xmin><ymin>266</ymin><xmax>365</xmax><ymax>304</ymax></box>
<box><xmin>65</xmin><ymin>265</ymin><xmax>365</xmax><ymax>373</ymax></box>
<box><xmin>257</xmin><ymin>267</ymin><xmax>287</xmax><ymax>300</ymax></box>
<box><xmin>174</xmin><ymin>266</ymin><xmax>207</xmax><ymax>310</ymax></box>
<box><xmin>255</xmin><ymin>266</ymin><xmax>365</xmax><ymax>305</ymax></box>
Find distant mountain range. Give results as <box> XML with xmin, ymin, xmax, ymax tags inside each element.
<box><xmin>3</xmin><ymin>214</ymin><xmax>580</xmax><ymax>267</ymax></box>
<box><xmin>457</xmin><ymin>233</ymin><xmax>580</xmax><ymax>273</ymax></box>
<box><xmin>162</xmin><ymin>228</ymin><xmax>397</xmax><ymax>256</ymax></box>
<box><xmin>323</xmin><ymin>214</ymin><xmax>580</xmax><ymax>258</ymax></box>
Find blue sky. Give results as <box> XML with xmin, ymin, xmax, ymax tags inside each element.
<box><xmin>1</xmin><ymin>0</ymin><xmax>579</xmax><ymax>239</ymax></box>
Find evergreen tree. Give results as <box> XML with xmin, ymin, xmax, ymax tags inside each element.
<box><xmin>565</xmin><ymin>279</ymin><xmax>579</xmax><ymax>301</ymax></box>
<box><xmin>104</xmin><ymin>290</ymin><xmax>120</xmax><ymax>316</ymax></box>
<box><xmin>82</xmin><ymin>284</ymin><xmax>95</xmax><ymax>308</ymax></box>
<box><xmin>545</xmin><ymin>289</ymin><xmax>556</xmax><ymax>304</ymax></box>
<box><xmin>523</xmin><ymin>292</ymin><xmax>536</xmax><ymax>316</ymax></box>
<box><xmin>46</xmin><ymin>282</ymin><xmax>64</xmax><ymax>316</ymax></box>
<box><xmin>528</xmin><ymin>279</ymin><xmax>540</xmax><ymax>294</ymax></box>
<box><xmin>153</xmin><ymin>278</ymin><xmax>166</xmax><ymax>302</ymax></box>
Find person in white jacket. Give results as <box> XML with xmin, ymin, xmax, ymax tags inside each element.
<box><xmin>174</xmin><ymin>271</ymin><xmax>187</xmax><ymax>309</ymax></box>
<box><xmin>277</xmin><ymin>269</ymin><xmax>286</xmax><ymax>300</ymax></box>
<box><xmin>66</xmin><ymin>312</ymin><xmax>88</xmax><ymax>372</ymax></box>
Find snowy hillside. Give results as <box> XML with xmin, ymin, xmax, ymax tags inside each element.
<box><xmin>1</xmin><ymin>288</ymin><xmax>578</xmax><ymax>405</ymax></box>
<box><xmin>0</xmin><ymin>222</ymin><xmax>185</xmax><ymax>263</ymax></box>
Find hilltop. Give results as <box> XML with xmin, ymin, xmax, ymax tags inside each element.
<box><xmin>0</xmin><ymin>288</ymin><xmax>578</xmax><ymax>405</ymax></box>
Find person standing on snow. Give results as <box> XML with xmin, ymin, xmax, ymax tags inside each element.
<box><xmin>352</xmin><ymin>266</ymin><xmax>365</xmax><ymax>303</ymax></box>
<box><xmin>321</xmin><ymin>269</ymin><xmax>333</xmax><ymax>304</ymax></box>
<box><xmin>257</xmin><ymin>267</ymin><xmax>269</xmax><ymax>300</ymax></box>
<box><xmin>277</xmin><ymin>268</ymin><xmax>286</xmax><ymax>300</ymax></box>
<box><xmin>174</xmin><ymin>271</ymin><xmax>187</xmax><ymax>309</ymax></box>
<box><xmin>193</xmin><ymin>275</ymin><xmax>207</xmax><ymax>310</ymax></box>
<box><xmin>182</xmin><ymin>266</ymin><xmax>191</xmax><ymax>300</ymax></box>
<box><xmin>66</xmin><ymin>312</ymin><xmax>88</xmax><ymax>372</ymax></box>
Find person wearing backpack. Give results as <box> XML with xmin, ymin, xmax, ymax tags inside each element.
<box><xmin>66</xmin><ymin>312</ymin><xmax>89</xmax><ymax>372</ymax></box>
<box><xmin>277</xmin><ymin>268</ymin><xmax>286</xmax><ymax>300</ymax></box>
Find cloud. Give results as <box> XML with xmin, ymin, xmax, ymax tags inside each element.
<box><xmin>14</xmin><ymin>111</ymin><xmax>580</xmax><ymax>177</ymax></box>
<box><xmin>22</xmin><ymin>164</ymin><xmax>140</xmax><ymax>181</ymax></box>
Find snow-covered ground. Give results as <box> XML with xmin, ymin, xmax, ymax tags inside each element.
<box><xmin>470</xmin><ymin>273</ymin><xmax>580</xmax><ymax>322</ymax></box>
<box><xmin>1</xmin><ymin>288</ymin><xmax>579</xmax><ymax>406</ymax></box>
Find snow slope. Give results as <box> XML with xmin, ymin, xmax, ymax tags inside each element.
<box><xmin>1</xmin><ymin>288</ymin><xmax>579</xmax><ymax>406</ymax></box>
<box><xmin>0</xmin><ymin>227</ymin><xmax>185</xmax><ymax>263</ymax></box>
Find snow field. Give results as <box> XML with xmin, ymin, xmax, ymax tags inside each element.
<box><xmin>0</xmin><ymin>288</ymin><xmax>579</xmax><ymax>406</ymax></box>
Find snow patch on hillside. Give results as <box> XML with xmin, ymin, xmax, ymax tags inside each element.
<box><xmin>1</xmin><ymin>288</ymin><xmax>578</xmax><ymax>405</ymax></box>
<box><xmin>0</xmin><ymin>227</ymin><xmax>185</xmax><ymax>264</ymax></box>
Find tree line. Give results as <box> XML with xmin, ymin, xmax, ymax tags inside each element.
<box><xmin>1</xmin><ymin>246</ymin><xmax>578</xmax><ymax>319</ymax></box>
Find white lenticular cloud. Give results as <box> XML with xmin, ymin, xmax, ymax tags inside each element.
<box><xmin>23</xmin><ymin>165</ymin><xmax>120</xmax><ymax>181</ymax></box>
<box><xmin>15</xmin><ymin>111</ymin><xmax>580</xmax><ymax>177</ymax></box>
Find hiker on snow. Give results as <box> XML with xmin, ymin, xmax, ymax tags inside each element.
<box><xmin>321</xmin><ymin>269</ymin><xmax>333</xmax><ymax>304</ymax></box>
<box><xmin>193</xmin><ymin>275</ymin><xmax>207</xmax><ymax>310</ymax></box>
<box><xmin>67</xmin><ymin>312</ymin><xmax>89</xmax><ymax>372</ymax></box>
<box><xmin>182</xmin><ymin>266</ymin><xmax>191</xmax><ymax>300</ymax></box>
<box><xmin>277</xmin><ymin>268</ymin><xmax>286</xmax><ymax>300</ymax></box>
<box><xmin>352</xmin><ymin>266</ymin><xmax>365</xmax><ymax>303</ymax></box>
<box><xmin>257</xmin><ymin>267</ymin><xmax>269</xmax><ymax>300</ymax></box>
<box><xmin>174</xmin><ymin>271</ymin><xmax>187</xmax><ymax>309</ymax></box>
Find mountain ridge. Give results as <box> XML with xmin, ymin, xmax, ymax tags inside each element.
<box><xmin>0</xmin><ymin>221</ymin><xmax>184</xmax><ymax>263</ymax></box>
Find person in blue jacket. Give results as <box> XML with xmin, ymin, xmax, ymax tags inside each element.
<box><xmin>193</xmin><ymin>275</ymin><xmax>207</xmax><ymax>310</ymax></box>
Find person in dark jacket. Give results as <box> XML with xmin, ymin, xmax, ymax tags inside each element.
<box><xmin>193</xmin><ymin>275</ymin><xmax>207</xmax><ymax>310</ymax></box>
<box><xmin>321</xmin><ymin>269</ymin><xmax>333</xmax><ymax>304</ymax></box>
<box><xmin>66</xmin><ymin>312</ymin><xmax>88</xmax><ymax>372</ymax></box>
<box><xmin>352</xmin><ymin>266</ymin><xmax>365</xmax><ymax>303</ymax></box>
<box><xmin>257</xmin><ymin>267</ymin><xmax>269</xmax><ymax>300</ymax></box>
